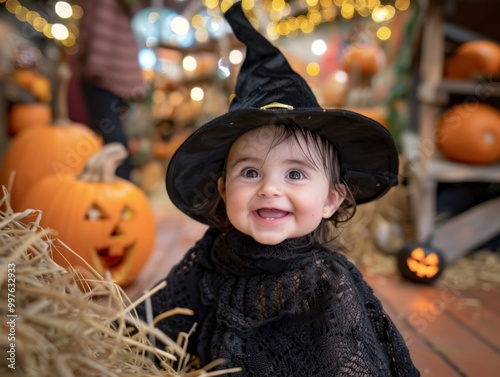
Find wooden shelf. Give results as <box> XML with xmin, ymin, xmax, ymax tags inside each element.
<box><xmin>402</xmin><ymin>131</ymin><xmax>500</xmax><ymax>182</ymax></box>
<box><xmin>424</xmin><ymin>155</ymin><xmax>500</xmax><ymax>182</ymax></box>
<box><xmin>418</xmin><ymin>78</ymin><xmax>500</xmax><ymax>105</ymax></box>
<box><xmin>406</xmin><ymin>1</ymin><xmax>500</xmax><ymax>247</ymax></box>
<box><xmin>439</xmin><ymin>79</ymin><xmax>500</xmax><ymax>96</ymax></box>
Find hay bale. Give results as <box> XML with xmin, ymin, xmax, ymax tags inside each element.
<box><xmin>342</xmin><ymin>176</ymin><xmax>500</xmax><ymax>290</ymax></box>
<box><xmin>0</xmin><ymin>188</ymin><xmax>239</xmax><ymax>377</ymax></box>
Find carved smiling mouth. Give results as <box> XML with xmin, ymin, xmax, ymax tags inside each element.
<box><xmin>95</xmin><ymin>243</ymin><xmax>135</xmax><ymax>270</ymax></box>
<box><xmin>256</xmin><ymin>208</ymin><xmax>290</xmax><ymax>220</ymax></box>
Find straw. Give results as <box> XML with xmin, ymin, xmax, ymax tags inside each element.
<box><xmin>0</xmin><ymin>186</ymin><xmax>240</xmax><ymax>376</ymax></box>
<box><xmin>342</xmin><ymin>160</ymin><xmax>500</xmax><ymax>291</ymax></box>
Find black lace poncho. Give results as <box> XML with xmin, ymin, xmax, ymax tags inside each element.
<box><xmin>139</xmin><ymin>227</ymin><xmax>420</xmax><ymax>377</ymax></box>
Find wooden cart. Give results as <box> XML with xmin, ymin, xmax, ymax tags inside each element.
<box><xmin>402</xmin><ymin>0</ymin><xmax>500</xmax><ymax>271</ymax></box>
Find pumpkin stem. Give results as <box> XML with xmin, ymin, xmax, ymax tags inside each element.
<box><xmin>78</xmin><ymin>152</ymin><xmax>102</xmax><ymax>182</ymax></box>
<box><xmin>78</xmin><ymin>143</ymin><xmax>128</xmax><ymax>183</ymax></box>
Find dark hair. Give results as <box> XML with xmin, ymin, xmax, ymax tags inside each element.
<box><xmin>193</xmin><ymin>123</ymin><xmax>357</xmax><ymax>250</ymax></box>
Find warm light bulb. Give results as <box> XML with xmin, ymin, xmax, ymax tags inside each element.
<box><xmin>55</xmin><ymin>1</ymin><xmax>72</xmax><ymax>19</ymax></box>
<box><xmin>183</xmin><ymin>55</ymin><xmax>197</xmax><ymax>72</ymax></box>
<box><xmin>311</xmin><ymin>39</ymin><xmax>327</xmax><ymax>55</ymax></box>
<box><xmin>191</xmin><ymin>87</ymin><xmax>204</xmax><ymax>101</ymax></box>
<box><xmin>229</xmin><ymin>49</ymin><xmax>243</xmax><ymax>65</ymax></box>
<box><xmin>306</xmin><ymin>62</ymin><xmax>320</xmax><ymax>76</ymax></box>
<box><xmin>171</xmin><ymin>16</ymin><xmax>190</xmax><ymax>35</ymax></box>
<box><xmin>51</xmin><ymin>23</ymin><xmax>69</xmax><ymax>40</ymax></box>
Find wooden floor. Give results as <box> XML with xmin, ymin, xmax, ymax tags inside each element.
<box><xmin>125</xmin><ymin>192</ymin><xmax>500</xmax><ymax>377</ymax></box>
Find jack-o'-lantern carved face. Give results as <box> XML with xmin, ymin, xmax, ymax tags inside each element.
<box><xmin>82</xmin><ymin>201</ymin><xmax>153</xmax><ymax>284</ymax></box>
<box><xmin>407</xmin><ymin>248</ymin><xmax>439</xmax><ymax>278</ymax></box>
<box><xmin>397</xmin><ymin>244</ymin><xmax>445</xmax><ymax>284</ymax></box>
<box><xmin>19</xmin><ymin>144</ymin><xmax>156</xmax><ymax>287</ymax></box>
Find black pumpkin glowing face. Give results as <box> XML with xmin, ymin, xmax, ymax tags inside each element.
<box><xmin>398</xmin><ymin>244</ymin><xmax>445</xmax><ymax>284</ymax></box>
<box><xmin>407</xmin><ymin>248</ymin><xmax>439</xmax><ymax>278</ymax></box>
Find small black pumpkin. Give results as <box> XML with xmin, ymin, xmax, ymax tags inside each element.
<box><xmin>397</xmin><ymin>243</ymin><xmax>445</xmax><ymax>284</ymax></box>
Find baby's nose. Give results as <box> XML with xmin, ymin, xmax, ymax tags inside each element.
<box><xmin>257</xmin><ymin>177</ymin><xmax>283</xmax><ymax>197</ymax></box>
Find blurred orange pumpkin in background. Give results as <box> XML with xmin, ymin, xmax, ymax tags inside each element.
<box><xmin>11</xmin><ymin>68</ymin><xmax>52</xmax><ymax>102</ymax></box>
<box><xmin>12</xmin><ymin>68</ymin><xmax>38</xmax><ymax>90</ymax></box>
<box><xmin>323</xmin><ymin>70</ymin><xmax>350</xmax><ymax>107</ymax></box>
<box><xmin>341</xmin><ymin>42</ymin><xmax>387</xmax><ymax>78</ymax></box>
<box><xmin>347</xmin><ymin>107</ymin><xmax>389</xmax><ymax>129</ymax></box>
<box><xmin>437</xmin><ymin>102</ymin><xmax>500</xmax><ymax>164</ymax></box>
<box><xmin>0</xmin><ymin>121</ymin><xmax>103</xmax><ymax>211</ymax></box>
<box><xmin>444</xmin><ymin>40</ymin><xmax>500</xmax><ymax>80</ymax></box>
<box><xmin>7</xmin><ymin>102</ymin><xmax>52</xmax><ymax>137</ymax></box>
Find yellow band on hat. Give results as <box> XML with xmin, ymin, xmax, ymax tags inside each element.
<box><xmin>260</xmin><ymin>102</ymin><xmax>294</xmax><ymax>110</ymax></box>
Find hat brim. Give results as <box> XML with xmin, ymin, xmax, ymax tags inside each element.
<box><xmin>166</xmin><ymin>108</ymin><xmax>399</xmax><ymax>225</ymax></box>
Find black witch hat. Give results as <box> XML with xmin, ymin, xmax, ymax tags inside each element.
<box><xmin>166</xmin><ymin>1</ymin><xmax>399</xmax><ymax>225</ymax></box>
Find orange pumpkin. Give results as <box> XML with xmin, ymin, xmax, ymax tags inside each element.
<box><xmin>139</xmin><ymin>160</ymin><xmax>165</xmax><ymax>193</ymax></box>
<box><xmin>12</xmin><ymin>68</ymin><xmax>38</xmax><ymax>90</ymax></box>
<box><xmin>444</xmin><ymin>40</ymin><xmax>500</xmax><ymax>80</ymax></box>
<box><xmin>347</xmin><ymin>107</ymin><xmax>388</xmax><ymax>129</ymax></box>
<box><xmin>323</xmin><ymin>71</ymin><xmax>350</xmax><ymax>107</ymax></box>
<box><xmin>151</xmin><ymin>131</ymin><xmax>190</xmax><ymax>160</ymax></box>
<box><xmin>20</xmin><ymin>143</ymin><xmax>156</xmax><ymax>287</ymax></box>
<box><xmin>30</xmin><ymin>74</ymin><xmax>52</xmax><ymax>102</ymax></box>
<box><xmin>7</xmin><ymin>102</ymin><xmax>52</xmax><ymax>137</ymax></box>
<box><xmin>11</xmin><ymin>69</ymin><xmax>52</xmax><ymax>102</ymax></box>
<box><xmin>0</xmin><ymin>121</ymin><xmax>103</xmax><ymax>211</ymax></box>
<box><xmin>437</xmin><ymin>103</ymin><xmax>500</xmax><ymax>164</ymax></box>
<box><xmin>340</xmin><ymin>43</ymin><xmax>386</xmax><ymax>78</ymax></box>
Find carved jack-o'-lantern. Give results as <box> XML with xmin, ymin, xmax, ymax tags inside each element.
<box><xmin>20</xmin><ymin>143</ymin><xmax>156</xmax><ymax>286</ymax></box>
<box><xmin>397</xmin><ymin>244</ymin><xmax>445</xmax><ymax>284</ymax></box>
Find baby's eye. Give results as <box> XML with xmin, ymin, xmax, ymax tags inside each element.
<box><xmin>243</xmin><ymin>168</ymin><xmax>259</xmax><ymax>178</ymax></box>
<box><xmin>288</xmin><ymin>170</ymin><xmax>304</xmax><ymax>180</ymax></box>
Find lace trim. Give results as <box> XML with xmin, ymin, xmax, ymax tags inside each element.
<box><xmin>198</xmin><ymin>229</ymin><xmax>345</xmax><ymax>332</ymax></box>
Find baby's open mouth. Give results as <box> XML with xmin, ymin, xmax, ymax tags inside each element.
<box><xmin>256</xmin><ymin>208</ymin><xmax>289</xmax><ymax>220</ymax></box>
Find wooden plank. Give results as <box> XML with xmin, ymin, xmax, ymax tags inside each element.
<box><xmin>124</xmin><ymin>211</ymin><xmax>204</xmax><ymax>300</ymax></box>
<box><xmin>366</xmin><ymin>274</ymin><xmax>462</xmax><ymax>376</ymax></box>
<box><xmin>370</xmin><ymin>280</ymin><xmax>462</xmax><ymax>376</ymax></box>
<box><xmin>426</xmin><ymin>156</ymin><xmax>500</xmax><ymax>182</ymax></box>
<box><xmin>446</xmin><ymin>296</ymin><xmax>500</xmax><ymax>353</ymax></box>
<box><xmin>409</xmin><ymin>168</ymin><xmax>437</xmax><ymax>242</ymax></box>
<box><xmin>366</xmin><ymin>274</ymin><xmax>500</xmax><ymax>376</ymax></box>
<box><xmin>417</xmin><ymin>0</ymin><xmax>443</xmax><ymax>165</ymax></box>
<box><xmin>464</xmin><ymin>287</ymin><xmax>500</xmax><ymax>315</ymax></box>
<box><xmin>432</xmin><ymin>196</ymin><xmax>500</xmax><ymax>264</ymax></box>
<box><xmin>439</xmin><ymin>78</ymin><xmax>500</xmax><ymax>96</ymax></box>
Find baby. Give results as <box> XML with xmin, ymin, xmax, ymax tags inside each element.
<box><xmin>138</xmin><ymin>2</ymin><xmax>419</xmax><ymax>376</ymax></box>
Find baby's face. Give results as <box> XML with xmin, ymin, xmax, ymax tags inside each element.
<box><xmin>218</xmin><ymin>126</ymin><xmax>344</xmax><ymax>245</ymax></box>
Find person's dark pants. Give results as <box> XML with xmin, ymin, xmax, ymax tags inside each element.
<box><xmin>80</xmin><ymin>80</ymin><xmax>132</xmax><ymax>180</ymax></box>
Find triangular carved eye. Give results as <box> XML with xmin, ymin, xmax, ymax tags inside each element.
<box><xmin>85</xmin><ymin>203</ymin><xmax>108</xmax><ymax>221</ymax></box>
<box><xmin>121</xmin><ymin>206</ymin><xmax>134</xmax><ymax>221</ymax></box>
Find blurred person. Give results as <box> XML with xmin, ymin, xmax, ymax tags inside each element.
<box><xmin>71</xmin><ymin>0</ymin><xmax>147</xmax><ymax>180</ymax></box>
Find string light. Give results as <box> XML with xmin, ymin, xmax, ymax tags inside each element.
<box><xmin>245</xmin><ymin>0</ymin><xmax>411</xmax><ymax>39</ymax></box>
<box><xmin>1</xmin><ymin>0</ymin><xmax>411</xmax><ymax>49</ymax></box>
<box><xmin>1</xmin><ymin>0</ymin><xmax>79</xmax><ymax>47</ymax></box>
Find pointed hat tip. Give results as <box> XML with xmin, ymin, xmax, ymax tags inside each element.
<box><xmin>224</xmin><ymin>1</ymin><xmax>319</xmax><ymax>110</ymax></box>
